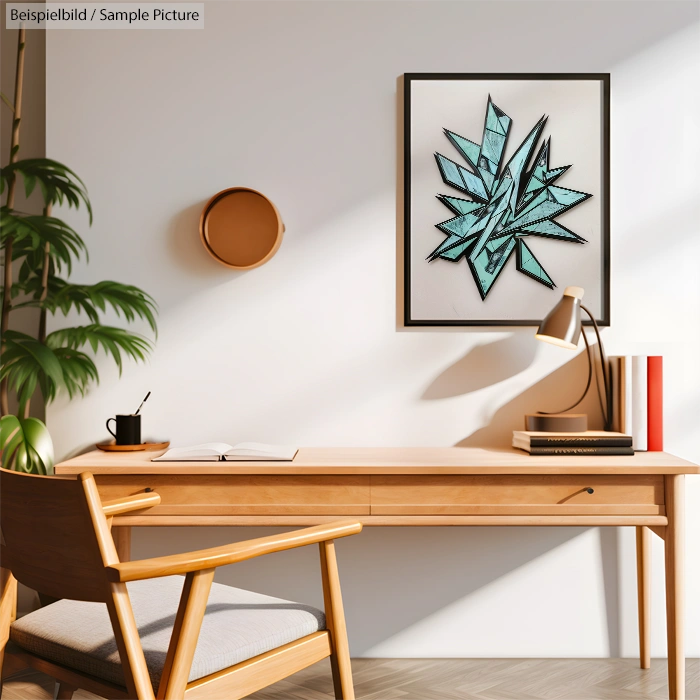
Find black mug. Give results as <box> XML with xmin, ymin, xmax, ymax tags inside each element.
<box><xmin>106</xmin><ymin>414</ymin><xmax>141</xmax><ymax>446</ymax></box>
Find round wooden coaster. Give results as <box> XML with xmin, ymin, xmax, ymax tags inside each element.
<box><xmin>96</xmin><ymin>441</ymin><xmax>170</xmax><ymax>452</ymax></box>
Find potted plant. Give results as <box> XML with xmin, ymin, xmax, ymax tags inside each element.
<box><xmin>1</xmin><ymin>28</ymin><xmax>157</xmax><ymax>473</ymax></box>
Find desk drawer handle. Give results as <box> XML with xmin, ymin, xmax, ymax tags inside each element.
<box><xmin>585</xmin><ymin>487</ymin><xmax>594</xmax><ymax>495</ymax></box>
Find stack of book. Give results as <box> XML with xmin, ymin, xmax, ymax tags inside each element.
<box><xmin>609</xmin><ymin>355</ymin><xmax>663</xmax><ymax>451</ymax></box>
<box><xmin>513</xmin><ymin>431</ymin><xmax>634</xmax><ymax>455</ymax></box>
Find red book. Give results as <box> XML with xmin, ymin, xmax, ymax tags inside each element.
<box><xmin>647</xmin><ymin>356</ymin><xmax>663</xmax><ymax>451</ymax></box>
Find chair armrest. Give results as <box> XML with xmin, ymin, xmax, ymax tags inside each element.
<box><xmin>105</xmin><ymin>519</ymin><xmax>362</xmax><ymax>582</ymax></box>
<box><xmin>102</xmin><ymin>491</ymin><xmax>161</xmax><ymax>517</ymax></box>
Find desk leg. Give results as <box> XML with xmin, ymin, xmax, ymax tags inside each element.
<box><xmin>664</xmin><ymin>475</ymin><xmax>685</xmax><ymax>700</ymax></box>
<box><xmin>636</xmin><ymin>526</ymin><xmax>651</xmax><ymax>669</ymax></box>
<box><xmin>113</xmin><ymin>526</ymin><xmax>132</xmax><ymax>562</ymax></box>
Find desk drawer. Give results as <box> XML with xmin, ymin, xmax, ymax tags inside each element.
<box><xmin>370</xmin><ymin>475</ymin><xmax>664</xmax><ymax>515</ymax></box>
<box><xmin>95</xmin><ymin>475</ymin><xmax>370</xmax><ymax>515</ymax></box>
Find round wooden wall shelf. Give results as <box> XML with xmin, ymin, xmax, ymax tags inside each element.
<box><xmin>199</xmin><ymin>187</ymin><xmax>284</xmax><ymax>269</ymax></box>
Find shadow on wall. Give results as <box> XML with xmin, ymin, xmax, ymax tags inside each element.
<box><xmin>166</xmin><ymin>199</ymin><xmax>241</xmax><ymax>282</ymax></box>
<box><xmin>422</xmin><ymin>333</ymin><xmax>538</xmax><ymax>400</ymax></box>
<box><xmin>343</xmin><ymin>525</ymin><xmax>619</xmax><ymax>657</ymax></box>
<box><xmin>456</xmin><ymin>348</ymin><xmax>605</xmax><ymax>447</ymax></box>
<box><xmin>343</xmin><ymin>525</ymin><xmax>588</xmax><ymax>654</ymax></box>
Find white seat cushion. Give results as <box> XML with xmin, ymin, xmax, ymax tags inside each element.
<box><xmin>10</xmin><ymin>576</ymin><xmax>325</xmax><ymax>690</ymax></box>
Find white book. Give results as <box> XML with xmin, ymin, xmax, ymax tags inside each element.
<box><xmin>153</xmin><ymin>442</ymin><xmax>298</xmax><ymax>462</ymax></box>
<box><xmin>631</xmin><ymin>356</ymin><xmax>648</xmax><ymax>451</ymax></box>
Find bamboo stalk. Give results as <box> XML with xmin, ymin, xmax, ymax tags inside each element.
<box><xmin>25</xmin><ymin>201</ymin><xmax>54</xmax><ymax>418</ymax></box>
<box><xmin>38</xmin><ymin>202</ymin><xmax>53</xmax><ymax>341</ymax></box>
<box><xmin>1</xmin><ymin>26</ymin><xmax>27</xmax><ymax>415</ymax></box>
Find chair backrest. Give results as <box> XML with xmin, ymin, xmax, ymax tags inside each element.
<box><xmin>0</xmin><ymin>468</ymin><xmax>117</xmax><ymax>602</ymax></box>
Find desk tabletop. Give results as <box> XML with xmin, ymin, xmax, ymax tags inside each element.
<box><xmin>54</xmin><ymin>446</ymin><xmax>700</xmax><ymax>476</ymax></box>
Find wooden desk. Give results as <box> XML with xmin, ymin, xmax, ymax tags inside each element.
<box><xmin>55</xmin><ymin>447</ymin><xmax>699</xmax><ymax>700</ymax></box>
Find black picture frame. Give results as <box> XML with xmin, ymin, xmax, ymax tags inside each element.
<box><xmin>403</xmin><ymin>73</ymin><xmax>610</xmax><ymax>327</ymax></box>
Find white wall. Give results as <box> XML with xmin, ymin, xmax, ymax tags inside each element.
<box><xmin>46</xmin><ymin>1</ymin><xmax>700</xmax><ymax>658</ymax></box>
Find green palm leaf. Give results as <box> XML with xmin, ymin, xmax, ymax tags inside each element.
<box><xmin>1</xmin><ymin>330</ymin><xmax>66</xmax><ymax>407</ymax></box>
<box><xmin>52</xmin><ymin>347</ymin><xmax>99</xmax><ymax>398</ymax></box>
<box><xmin>46</xmin><ymin>324</ymin><xmax>152</xmax><ymax>373</ymax></box>
<box><xmin>69</xmin><ymin>281</ymin><xmax>158</xmax><ymax>335</ymax></box>
<box><xmin>1</xmin><ymin>330</ymin><xmax>65</xmax><ymax>387</ymax></box>
<box><xmin>7</xmin><ymin>241</ymin><xmax>52</xmax><ymax>300</ymax></box>
<box><xmin>12</xmin><ymin>277</ymin><xmax>158</xmax><ymax>334</ymax></box>
<box><xmin>0</xmin><ymin>334</ymin><xmax>108</xmax><ymax>404</ymax></box>
<box><xmin>1</xmin><ymin>210</ymin><xmax>87</xmax><ymax>274</ymax></box>
<box><xmin>0</xmin><ymin>158</ymin><xmax>92</xmax><ymax>222</ymax></box>
<box><xmin>0</xmin><ymin>415</ymin><xmax>54</xmax><ymax>474</ymax></box>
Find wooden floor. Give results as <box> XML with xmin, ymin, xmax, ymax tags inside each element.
<box><xmin>2</xmin><ymin>658</ymin><xmax>698</xmax><ymax>700</ymax></box>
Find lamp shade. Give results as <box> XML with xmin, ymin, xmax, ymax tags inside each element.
<box><xmin>535</xmin><ymin>286</ymin><xmax>584</xmax><ymax>350</ymax></box>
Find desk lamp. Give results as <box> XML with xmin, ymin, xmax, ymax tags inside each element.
<box><xmin>530</xmin><ymin>286</ymin><xmax>612</xmax><ymax>432</ymax></box>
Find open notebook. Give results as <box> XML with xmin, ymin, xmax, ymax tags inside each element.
<box><xmin>152</xmin><ymin>442</ymin><xmax>298</xmax><ymax>462</ymax></box>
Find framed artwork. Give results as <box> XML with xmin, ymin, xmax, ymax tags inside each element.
<box><xmin>403</xmin><ymin>73</ymin><xmax>610</xmax><ymax>326</ymax></box>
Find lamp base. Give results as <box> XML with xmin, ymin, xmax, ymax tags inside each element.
<box><xmin>525</xmin><ymin>413</ymin><xmax>588</xmax><ymax>432</ymax></box>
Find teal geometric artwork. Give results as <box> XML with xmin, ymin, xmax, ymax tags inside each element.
<box><xmin>429</xmin><ymin>96</ymin><xmax>592</xmax><ymax>300</ymax></box>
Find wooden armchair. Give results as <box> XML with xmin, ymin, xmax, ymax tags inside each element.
<box><xmin>0</xmin><ymin>467</ymin><xmax>362</xmax><ymax>699</ymax></box>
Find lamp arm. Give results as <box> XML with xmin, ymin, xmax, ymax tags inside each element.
<box><xmin>538</xmin><ymin>328</ymin><xmax>594</xmax><ymax>416</ymax></box>
<box><xmin>580</xmin><ymin>304</ymin><xmax>613</xmax><ymax>431</ymax></box>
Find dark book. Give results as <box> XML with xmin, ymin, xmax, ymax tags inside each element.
<box><xmin>529</xmin><ymin>436</ymin><xmax>632</xmax><ymax>448</ymax></box>
<box><xmin>513</xmin><ymin>430</ymin><xmax>633</xmax><ymax>449</ymax></box>
<box><xmin>524</xmin><ymin>446</ymin><xmax>634</xmax><ymax>456</ymax></box>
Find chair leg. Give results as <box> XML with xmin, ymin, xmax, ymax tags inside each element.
<box><xmin>0</xmin><ymin>568</ymin><xmax>17</xmax><ymax>691</ymax></box>
<box><xmin>319</xmin><ymin>541</ymin><xmax>354</xmax><ymax>700</ymax></box>
<box><xmin>55</xmin><ymin>682</ymin><xmax>76</xmax><ymax>699</ymax></box>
